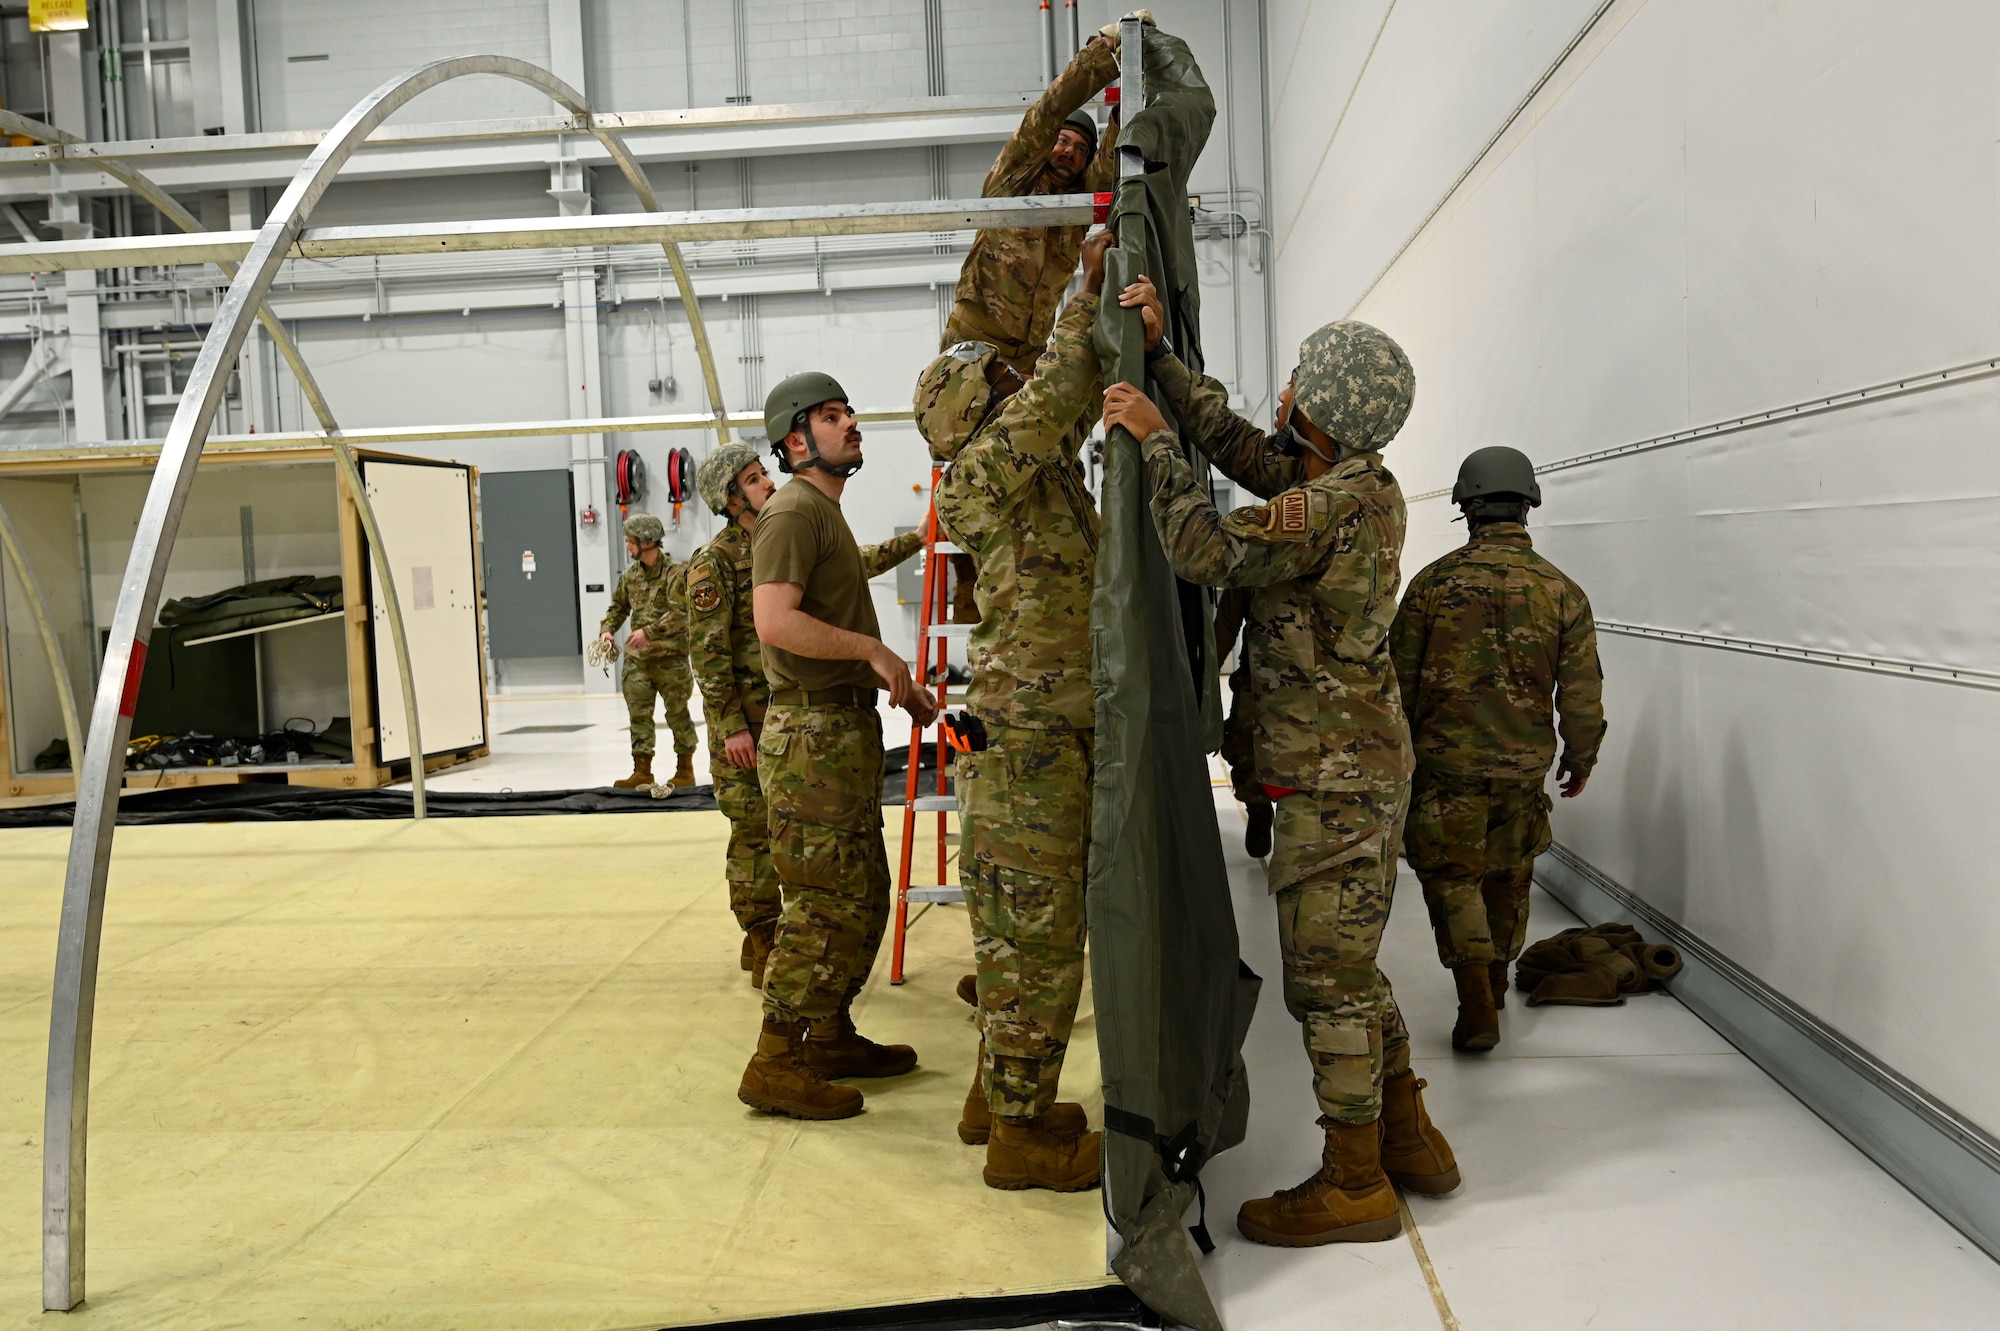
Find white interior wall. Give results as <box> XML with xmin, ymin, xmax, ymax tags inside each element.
<box><xmin>1272</xmin><ymin>0</ymin><xmax>2000</xmax><ymax>1136</ymax></box>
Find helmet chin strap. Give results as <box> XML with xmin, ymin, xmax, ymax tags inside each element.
<box><xmin>790</xmin><ymin>413</ymin><xmax>864</xmax><ymax>479</ymax></box>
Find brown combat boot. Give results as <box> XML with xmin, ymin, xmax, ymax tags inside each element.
<box><xmin>1490</xmin><ymin>959</ymin><xmax>1510</xmax><ymax>1010</ymax></box>
<box><xmin>741</xmin><ymin>919</ymin><xmax>777</xmax><ymax>989</ymax></box>
<box><xmin>667</xmin><ymin>752</ymin><xmax>696</xmax><ymax>788</ymax></box>
<box><xmin>802</xmin><ymin>998</ymin><xmax>919</xmax><ymax>1080</ymax></box>
<box><xmin>1237</xmin><ymin>1118</ymin><xmax>1402</xmax><ymax>1247</ymax></box>
<box><xmin>1452</xmin><ymin>963</ymin><xmax>1501</xmax><ymax>1052</ymax></box>
<box><xmin>1379</xmin><ymin>1070</ymin><xmax>1461</xmax><ymax>1196</ymax></box>
<box><xmin>956</xmin><ymin>973</ymin><xmax>979</xmax><ymax>1007</ymax></box>
<box><xmin>984</xmin><ymin>1112</ymin><xmax>1102</xmax><ymax>1192</ymax></box>
<box><xmin>957</xmin><ymin>1047</ymin><xmax>1089</xmax><ymax>1145</ymax></box>
<box><xmin>737</xmin><ymin>1016</ymin><xmax>863</xmax><ymax>1120</ymax></box>
<box><xmin>612</xmin><ymin>752</ymin><xmax>653</xmax><ymax>788</ymax></box>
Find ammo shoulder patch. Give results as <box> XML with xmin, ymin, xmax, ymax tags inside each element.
<box><xmin>1276</xmin><ymin>489</ymin><xmax>1311</xmax><ymax>537</ymax></box>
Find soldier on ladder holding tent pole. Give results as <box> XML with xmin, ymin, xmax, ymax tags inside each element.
<box><xmin>915</xmin><ymin>227</ymin><xmax>1121</xmax><ymax>1193</ymax></box>
<box><xmin>687</xmin><ymin>443</ymin><xmax>784</xmax><ymax>987</ymax></box>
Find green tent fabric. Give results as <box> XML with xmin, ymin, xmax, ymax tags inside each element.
<box><xmin>1088</xmin><ymin>26</ymin><xmax>1260</xmax><ymax>1331</ymax></box>
<box><xmin>157</xmin><ymin>574</ymin><xmax>344</xmax><ymax>643</ymax></box>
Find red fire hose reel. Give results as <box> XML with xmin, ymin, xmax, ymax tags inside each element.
<box><xmin>614</xmin><ymin>448</ymin><xmax>646</xmax><ymax>522</ymax></box>
<box><xmin>664</xmin><ymin>446</ymin><xmax>694</xmax><ymax>526</ymax></box>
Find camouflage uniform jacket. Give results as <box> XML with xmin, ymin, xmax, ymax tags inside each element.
<box><xmin>1390</xmin><ymin>523</ymin><xmax>1605</xmax><ymax>780</ymax></box>
<box><xmin>933</xmin><ymin>292</ymin><xmax>1102</xmax><ymax>731</ymax></box>
<box><xmin>600</xmin><ymin>555</ymin><xmax>689</xmax><ymax>662</ymax></box>
<box><xmin>1143</xmin><ymin>355</ymin><xmax>1414</xmax><ymax>793</ymax></box>
<box><xmin>685</xmin><ymin>522</ymin><xmax>766</xmax><ymax>736</ymax></box>
<box><xmin>944</xmin><ymin>41</ymin><xmax>1120</xmax><ymax>368</ymax></box>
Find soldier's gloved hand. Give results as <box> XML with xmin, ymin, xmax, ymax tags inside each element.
<box><xmin>723</xmin><ymin>728</ymin><xmax>757</xmax><ymax>769</ymax></box>
<box><xmin>1100</xmin><ymin>10</ymin><xmax>1156</xmax><ymax>41</ymax></box>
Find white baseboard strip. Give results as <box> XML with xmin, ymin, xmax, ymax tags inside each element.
<box><xmin>1537</xmin><ymin>841</ymin><xmax>2000</xmax><ymax>1263</ymax></box>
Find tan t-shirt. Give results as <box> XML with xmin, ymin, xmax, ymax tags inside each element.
<box><xmin>751</xmin><ymin>477</ymin><xmax>881</xmax><ymax>693</ymax></box>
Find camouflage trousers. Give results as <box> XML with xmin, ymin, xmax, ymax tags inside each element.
<box><xmin>1404</xmin><ymin>768</ymin><xmax>1553</xmax><ymax>970</ymax></box>
<box><xmin>1220</xmin><ymin>662</ymin><xmax>1267</xmax><ymax>810</ymax></box>
<box><xmin>1270</xmin><ymin>784</ymin><xmax>1413</xmax><ymax>1125</ymax></box>
<box><xmin>710</xmin><ymin>731</ymin><xmax>780</xmax><ymax>932</ymax></box>
<box><xmin>757</xmin><ymin>703</ymin><xmax>889</xmax><ymax>1024</ymax></box>
<box><xmin>956</xmin><ymin>724</ymin><xmax>1091</xmax><ymax>1120</ymax></box>
<box><xmin>621</xmin><ymin>655</ymin><xmax>698</xmax><ymax>757</ymax></box>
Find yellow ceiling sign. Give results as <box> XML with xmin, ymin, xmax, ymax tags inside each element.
<box><xmin>29</xmin><ymin>0</ymin><xmax>90</xmax><ymax>33</ymax></box>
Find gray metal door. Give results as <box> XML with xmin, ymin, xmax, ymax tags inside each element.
<box><xmin>479</xmin><ymin>470</ymin><xmax>580</xmax><ymax>659</ymax></box>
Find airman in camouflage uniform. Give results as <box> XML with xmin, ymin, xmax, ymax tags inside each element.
<box><xmin>917</xmin><ymin>227</ymin><xmax>1117</xmax><ymax>1194</ymax></box>
<box><xmin>1103</xmin><ymin>310</ymin><xmax>1460</xmax><ymax>1248</ymax></box>
<box><xmin>687</xmin><ymin>443</ymin><xmax>783</xmax><ymax>986</ymax></box>
<box><xmin>1391</xmin><ymin>444</ymin><xmax>1606</xmax><ymax>1051</ymax></box>
<box><xmin>944</xmin><ymin>32</ymin><xmax>1122</xmax><ymax>379</ymax></box>
<box><xmin>736</xmin><ymin>372</ymin><xmax>934</xmax><ymax>1123</ymax></box>
<box><xmin>1214</xmin><ymin>585</ymin><xmax>1273</xmax><ymax>857</ymax></box>
<box><xmin>599</xmin><ymin>513</ymin><xmax>697</xmax><ymax>790</ymax></box>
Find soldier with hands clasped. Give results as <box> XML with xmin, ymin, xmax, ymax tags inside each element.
<box><xmin>599</xmin><ymin>513</ymin><xmax>698</xmax><ymax>791</ymax></box>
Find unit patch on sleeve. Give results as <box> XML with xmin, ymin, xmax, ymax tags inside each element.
<box><xmin>689</xmin><ymin>570</ymin><xmax>721</xmax><ymax>613</ymax></box>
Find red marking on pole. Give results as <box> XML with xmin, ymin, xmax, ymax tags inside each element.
<box><xmin>1092</xmin><ymin>192</ymin><xmax>1113</xmax><ymax>224</ymax></box>
<box><xmin>119</xmin><ymin>641</ymin><xmax>148</xmax><ymax>719</ymax></box>
<box><xmin>1103</xmin><ymin>86</ymin><xmax>1121</xmax><ymax>106</ymax></box>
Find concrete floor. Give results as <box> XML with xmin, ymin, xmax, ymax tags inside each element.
<box><xmin>392</xmin><ymin>689</ymin><xmax>2000</xmax><ymax>1328</ymax></box>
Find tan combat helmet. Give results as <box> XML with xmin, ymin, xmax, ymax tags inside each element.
<box><xmin>913</xmin><ymin>340</ymin><xmax>1000</xmax><ymax>463</ymax></box>
<box><xmin>623</xmin><ymin>512</ymin><xmax>665</xmax><ymax>545</ymax></box>
<box><xmin>696</xmin><ymin>443</ymin><xmax>764</xmax><ymax>521</ymax></box>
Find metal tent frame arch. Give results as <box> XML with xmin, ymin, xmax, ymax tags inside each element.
<box><xmin>40</xmin><ymin>54</ymin><xmax>735</xmax><ymax>1311</ymax></box>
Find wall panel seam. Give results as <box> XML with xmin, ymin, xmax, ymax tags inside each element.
<box><xmin>1407</xmin><ymin>353</ymin><xmax>2000</xmax><ymax>501</ymax></box>
<box><xmin>1592</xmin><ymin>622</ymin><xmax>2000</xmax><ymax>692</ymax></box>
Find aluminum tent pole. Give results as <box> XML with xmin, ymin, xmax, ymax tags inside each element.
<box><xmin>37</xmin><ymin>54</ymin><xmax>686</xmax><ymax>1311</ymax></box>
<box><xmin>0</xmin><ymin>498</ymin><xmax>85</xmax><ymax>775</ymax></box>
<box><xmin>0</xmin><ymin>108</ymin><xmax>432</xmax><ymax>821</ymax></box>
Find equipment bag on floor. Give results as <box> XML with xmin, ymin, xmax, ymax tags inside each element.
<box><xmin>1515</xmin><ymin>922</ymin><xmax>1684</xmax><ymax>1006</ymax></box>
<box><xmin>1089</xmin><ymin>25</ymin><xmax>1258</xmax><ymax>1331</ymax></box>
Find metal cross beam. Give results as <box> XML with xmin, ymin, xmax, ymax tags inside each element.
<box><xmin>0</xmin><ymin>196</ymin><xmax>1099</xmax><ymax>276</ymax></box>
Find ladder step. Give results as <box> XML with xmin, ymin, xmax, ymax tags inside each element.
<box><xmin>910</xmin><ymin>795</ymin><xmax>958</xmax><ymax>811</ymax></box>
<box><xmin>906</xmin><ymin>885</ymin><xmax>965</xmax><ymax>903</ymax></box>
<box><xmin>928</xmin><ymin>623</ymin><xmax>971</xmax><ymax>638</ymax></box>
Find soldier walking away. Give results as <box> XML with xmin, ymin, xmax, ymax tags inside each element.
<box><xmin>1104</xmin><ymin>303</ymin><xmax>1462</xmax><ymax>1246</ymax></box>
<box><xmin>1390</xmin><ymin>446</ymin><xmax>1606</xmax><ymax>1052</ymax></box>
<box><xmin>736</xmin><ymin>371</ymin><xmax>933</xmax><ymax>1121</ymax></box>
<box><xmin>687</xmin><ymin>443</ymin><xmax>784</xmax><ymax>987</ymax></box>
<box><xmin>599</xmin><ymin>513</ymin><xmax>698</xmax><ymax>790</ymax></box>
<box><xmin>1214</xmin><ymin>584</ymin><xmax>1274</xmax><ymax>858</ymax></box>
<box><xmin>941</xmin><ymin>16</ymin><xmax>1140</xmax><ymax>379</ymax></box>
<box><xmin>915</xmin><ymin>226</ymin><xmax>1119</xmax><ymax>1193</ymax></box>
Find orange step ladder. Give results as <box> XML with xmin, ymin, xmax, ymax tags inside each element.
<box><xmin>890</xmin><ymin>464</ymin><xmax>968</xmax><ymax>984</ymax></box>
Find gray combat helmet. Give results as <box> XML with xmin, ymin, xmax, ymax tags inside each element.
<box><xmin>1451</xmin><ymin>446</ymin><xmax>1542</xmax><ymax>507</ymax></box>
<box><xmin>763</xmin><ymin>371</ymin><xmax>856</xmax><ymax>477</ymax></box>
<box><xmin>696</xmin><ymin>442</ymin><xmax>763</xmax><ymax>519</ymax></box>
<box><xmin>623</xmin><ymin>512</ymin><xmax>665</xmax><ymax>544</ymax></box>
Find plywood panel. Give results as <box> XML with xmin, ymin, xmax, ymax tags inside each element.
<box><xmin>360</xmin><ymin>460</ymin><xmax>487</xmax><ymax>763</ymax></box>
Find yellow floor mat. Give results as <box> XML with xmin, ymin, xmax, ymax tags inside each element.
<box><xmin>0</xmin><ymin>812</ymin><xmax>1109</xmax><ymax>1329</ymax></box>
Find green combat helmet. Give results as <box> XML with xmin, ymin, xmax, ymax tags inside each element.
<box><xmin>696</xmin><ymin>442</ymin><xmax>764</xmax><ymax>519</ymax></box>
<box><xmin>1291</xmin><ymin>320</ymin><xmax>1416</xmax><ymax>458</ymax></box>
<box><xmin>913</xmin><ymin>340</ymin><xmax>998</xmax><ymax>463</ymax></box>
<box><xmin>623</xmin><ymin>512</ymin><xmax>665</xmax><ymax>544</ymax></box>
<box><xmin>764</xmin><ymin>371</ymin><xmax>856</xmax><ymax>477</ymax></box>
<box><xmin>1451</xmin><ymin>445</ymin><xmax>1542</xmax><ymax>508</ymax></box>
